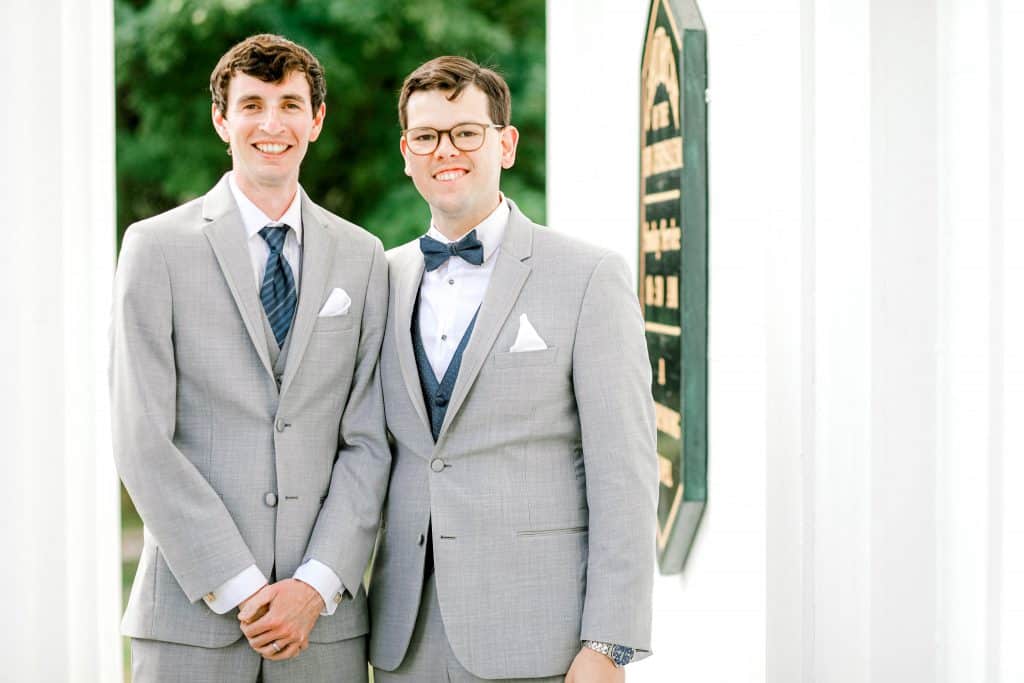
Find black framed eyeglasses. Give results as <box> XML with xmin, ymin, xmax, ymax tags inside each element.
<box><xmin>403</xmin><ymin>122</ymin><xmax>505</xmax><ymax>155</ymax></box>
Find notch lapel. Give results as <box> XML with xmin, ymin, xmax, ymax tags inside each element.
<box><xmin>436</xmin><ymin>208</ymin><xmax>535</xmax><ymax>443</ymax></box>
<box><xmin>393</xmin><ymin>246</ymin><xmax>431</xmax><ymax>434</ymax></box>
<box><xmin>202</xmin><ymin>178</ymin><xmax>274</xmax><ymax>380</ymax></box>
<box><xmin>278</xmin><ymin>195</ymin><xmax>337</xmax><ymax>397</ymax></box>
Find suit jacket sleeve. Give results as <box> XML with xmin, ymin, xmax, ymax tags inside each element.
<box><xmin>572</xmin><ymin>252</ymin><xmax>658</xmax><ymax>652</ymax></box>
<box><xmin>302</xmin><ymin>239</ymin><xmax>391</xmax><ymax>595</ymax></box>
<box><xmin>110</xmin><ymin>227</ymin><xmax>257</xmax><ymax>603</ymax></box>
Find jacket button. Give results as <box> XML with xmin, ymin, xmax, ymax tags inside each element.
<box><xmin>275</xmin><ymin>418</ymin><xmax>287</xmax><ymax>432</ymax></box>
<box><xmin>264</xmin><ymin>492</ymin><xmax>278</xmax><ymax>507</ymax></box>
<box><xmin>417</xmin><ymin>533</ymin><xmax>425</xmax><ymax>546</ymax></box>
<box><xmin>430</xmin><ymin>458</ymin><xmax>445</xmax><ymax>473</ymax></box>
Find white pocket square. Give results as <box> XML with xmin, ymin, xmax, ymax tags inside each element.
<box><xmin>509</xmin><ymin>314</ymin><xmax>548</xmax><ymax>352</ymax></box>
<box><xmin>318</xmin><ymin>288</ymin><xmax>352</xmax><ymax>317</ymax></box>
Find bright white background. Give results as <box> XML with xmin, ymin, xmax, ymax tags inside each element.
<box><xmin>549</xmin><ymin>0</ymin><xmax>1022</xmax><ymax>681</ymax></box>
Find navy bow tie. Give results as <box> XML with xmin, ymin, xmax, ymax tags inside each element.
<box><xmin>419</xmin><ymin>230</ymin><xmax>485</xmax><ymax>271</ymax></box>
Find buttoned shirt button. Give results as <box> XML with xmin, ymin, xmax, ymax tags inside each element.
<box><xmin>448</xmin><ymin>279</ymin><xmax>455</xmax><ymax>285</ymax></box>
<box><xmin>275</xmin><ymin>418</ymin><xmax>287</xmax><ymax>432</ymax></box>
<box><xmin>264</xmin><ymin>492</ymin><xmax>278</xmax><ymax>507</ymax></box>
<box><xmin>441</xmin><ymin>334</ymin><xmax>448</xmax><ymax>341</ymax></box>
<box><xmin>417</xmin><ymin>533</ymin><xmax>425</xmax><ymax>546</ymax></box>
<box><xmin>430</xmin><ymin>458</ymin><xmax>445</xmax><ymax>473</ymax></box>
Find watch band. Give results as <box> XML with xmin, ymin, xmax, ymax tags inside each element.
<box><xmin>582</xmin><ymin>639</ymin><xmax>636</xmax><ymax>667</ymax></box>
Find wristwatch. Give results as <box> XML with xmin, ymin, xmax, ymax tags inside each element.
<box><xmin>582</xmin><ymin>639</ymin><xmax>636</xmax><ymax>667</ymax></box>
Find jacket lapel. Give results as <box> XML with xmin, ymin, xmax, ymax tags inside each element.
<box><xmin>393</xmin><ymin>245</ymin><xmax>432</xmax><ymax>434</ymax></box>
<box><xmin>202</xmin><ymin>176</ymin><xmax>274</xmax><ymax>380</ymax></box>
<box><xmin>437</xmin><ymin>203</ymin><xmax>535</xmax><ymax>443</ymax></box>
<box><xmin>278</xmin><ymin>194</ymin><xmax>337</xmax><ymax>397</ymax></box>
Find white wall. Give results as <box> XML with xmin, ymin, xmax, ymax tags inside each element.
<box><xmin>0</xmin><ymin>1</ymin><xmax>122</xmax><ymax>681</ymax></box>
<box><xmin>548</xmin><ymin>0</ymin><xmax>1022</xmax><ymax>681</ymax></box>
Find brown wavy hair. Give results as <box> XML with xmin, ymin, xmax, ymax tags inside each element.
<box><xmin>398</xmin><ymin>56</ymin><xmax>510</xmax><ymax>130</ymax></box>
<box><xmin>210</xmin><ymin>34</ymin><xmax>326</xmax><ymax>116</ymax></box>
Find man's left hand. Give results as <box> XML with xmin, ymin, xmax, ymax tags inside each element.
<box><xmin>565</xmin><ymin>647</ymin><xmax>625</xmax><ymax>683</ymax></box>
<box><xmin>238</xmin><ymin>579</ymin><xmax>324</xmax><ymax>660</ymax></box>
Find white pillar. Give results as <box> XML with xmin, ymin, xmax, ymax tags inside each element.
<box><xmin>549</xmin><ymin>0</ymin><xmax>1020</xmax><ymax>681</ymax></box>
<box><xmin>1</xmin><ymin>1</ymin><xmax>121</xmax><ymax>681</ymax></box>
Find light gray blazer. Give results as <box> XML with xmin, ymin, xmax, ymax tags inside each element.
<box><xmin>111</xmin><ymin>175</ymin><xmax>390</xmax><ymax>648</ymax></box>
<box><xmin>369</xmin><ymin>201</ymin><xmax>658</xmax><ymax>679</ymax></box>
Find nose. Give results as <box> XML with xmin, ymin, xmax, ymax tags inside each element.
<box><xmin>258</xmin><ymin>109</ymin><xmax>285</xmax><ymax>135</ymax></box>
<box><xmin>434</xmin><ymin>131</ymin><xmax>461</xmax><ymax>157</ymax></box>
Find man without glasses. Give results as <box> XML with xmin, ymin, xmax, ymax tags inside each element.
<box><xmin>369</xmin><ymin>56</ymin><xmax>658</xmax><ymax>683</ymax></box>
<box><xmin>111</xmin><ymin>34</ymin><xmax>389</xmax><ymax>682</ymax></box>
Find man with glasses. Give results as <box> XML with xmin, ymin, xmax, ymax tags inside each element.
<box><xmin>369</xmin><ymin>56</ymin><xmax>658</xmax><ymax>682</ymax></box>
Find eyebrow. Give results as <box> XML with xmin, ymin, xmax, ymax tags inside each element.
<box><xmin>234</xmin><ymin>93</ymin><xmax>309</xmax><ymax>105</ymax></box>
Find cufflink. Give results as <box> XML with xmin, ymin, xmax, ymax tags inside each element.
<box><xmin>333</xmin><ymin>592</ymin><xmax>343</xmax><ymax>605</ymax></box>
<box><xmin>204</xmin><ymin>592</ymin><xmax>216</xmax><ymax>603</ymax></box>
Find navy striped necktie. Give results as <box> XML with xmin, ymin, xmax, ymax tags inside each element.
<box><xmin>258</xmin><ymin>224</ymin><xmax>297</xmax><ymax>347</ymax></box>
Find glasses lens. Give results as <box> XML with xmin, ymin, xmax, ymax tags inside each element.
<box><xmin>406</xmin><ymin>128</ymin><xmax>439</xmax><ymax>155</ymax></box>
<box><xmin>450</xmin><ymin>123</ymin><xmax>486</xmax><ymax>152</ymax></box>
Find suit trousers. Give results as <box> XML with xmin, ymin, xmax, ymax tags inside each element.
<box><xmin>373</xmin><ymin>574</ymin><xmax>565</xmax><ymax>683</ymax></box>
<box><xmin>131</xmin><ymin>634</ymin><xmax>368</xmax><ymax>683</ymax></box>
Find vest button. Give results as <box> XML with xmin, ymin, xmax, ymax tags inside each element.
<box><xmin>434</xmin><ymin>394</ymin><xmax>448</xmax><ymax>407</ymax></box>
<box><xmin>430</xmin><ymin>458</ymin><xmax>445</xmax><ymax>473</ymax></box>
<box><xmin>264</xmin><ymin>492</ymin><xmax>278</xmax><ymax>507</ymax></box>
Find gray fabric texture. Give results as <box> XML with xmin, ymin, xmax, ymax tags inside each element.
<box><xmin>111</xmin><ymin>175</ymin><xmax>391</xmax><ymax>654</ymax></box>
<box><xmin>369</xmin><ymin>201</ymin><xmax>658</xmax><ymax>679</ymax></box>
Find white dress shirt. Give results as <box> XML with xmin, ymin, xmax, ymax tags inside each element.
<box><xmin>417</xmin><ymin>197</ymin><xmax>510</xmax><ymax>380</ymax></box>
<box><xmin>202</xmin><ymin>173</ymin><xmax>343</xmax><ymax>616</ymax></box>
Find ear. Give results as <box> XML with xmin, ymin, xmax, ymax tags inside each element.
<box><xmin>212</xmin><ymin>103</ymin><xmax>230</xmax><ymax>143</ymax></box>
<box><xmin>308</xmin><ymin>102</ymin><xmax>327</xmax><ymax>142</ymax></box>
<box><xmin>499</xmin><ymin>125</ymin><xmax>520</xmax><ymax>170</ymax></box>
<box><xmin>399</xmin><ymin>135</ymin><xmax>412</xmax><ymax>176</ymax></box>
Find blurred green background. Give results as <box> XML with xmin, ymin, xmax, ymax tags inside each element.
<box><xmin>116</xmin><ymin>0</ymin><xmax>546</xmax><ymax>248</ymax></box>
<box><xmin>116</xmin><ymin>0</ymin><xmax>545</xmax><ymax>677</ymax></box>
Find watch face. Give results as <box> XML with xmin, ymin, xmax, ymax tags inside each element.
<box><xmin>610</xmin><ymin>645</ymin><xmax>636</xmax><ymax>667</ymax></box>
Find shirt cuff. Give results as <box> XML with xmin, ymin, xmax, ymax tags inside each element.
<box><xmin>293</xmin><ymin>559</ymin><xmax>346</xmax><ymax>616</ymax></box>
<box><xmin>202</xmin><ymin>565</ymin><xmax>267</xmax><ymax>614</ymax></box>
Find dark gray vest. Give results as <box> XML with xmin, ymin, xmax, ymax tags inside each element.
<box><xmin>411</xmin><ymin>301</ymin><xmax>479</xmax><ymax>442</ymax></box>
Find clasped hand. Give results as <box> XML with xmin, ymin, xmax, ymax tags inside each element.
<box><xmin>237</xmin><ymin>579</ymin><xmax>324</xmax><ymax>660</ymax></box>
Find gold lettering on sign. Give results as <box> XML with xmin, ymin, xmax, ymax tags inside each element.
<box><xmin>658</xmin><ymin>357</ymin><xmax>666</xmax><ymax>385</ymax></box>
<box><xmin>655</xmin><ymin>402</ymin><xmax>682</xmax><ymax>440</ymax></box>
<box><xmin>665</xmin><ymin>275</ymin><xmax>679</xmax><ymax>309</ymax></box>
<box><xmin>645</xmin><ymin>275</ymin><xmax>665</xmax><ymax>308</ymax></box>
<box><xmin>641</xmin><ymin>218</ymin><xmax>681</xmax><ymax>259</ymax></box>
<box><xmin>641</xmin><ymin>137</ymin><xmax>684</xmax><ymax>178</ymax></box>
<box><xmin>659</xmin><ymin>455</ymin><xmax>674</xmax><ymax>488</ymax></box>
<box><xmin>652</xmin><ymin>101</ymin><xmax>672</xmax><ymax>130</ymax></box>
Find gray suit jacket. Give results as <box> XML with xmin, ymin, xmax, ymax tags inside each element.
<box><xmin>111</xmin><ymin>175</ymin><xmax>390</xmax><ymax>648</ymax></box>
<box><xmin>369</xmin><ymin>201</ymin><xmax>658</xmax><ymax>679</ymax></box>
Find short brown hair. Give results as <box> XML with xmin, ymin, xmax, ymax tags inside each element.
<box><xmin>398</xmin><ymin>56</ymin><xmax>511</xmax><ymax>130</ymax></box>
<box><xmin>210</xmin><ymin>34</ymin><xmax>326</xmax><ymax>116</ymax></box>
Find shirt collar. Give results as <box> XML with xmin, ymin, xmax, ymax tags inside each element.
<box><xmin>228</xmin><ymin>171</ymin><xmax>304</xmax><ymax>244</ymax></box>
<box><xmin>426</xmin><ymin>194</ymin><xmax>509</xmax><ymax>263</ymax></box>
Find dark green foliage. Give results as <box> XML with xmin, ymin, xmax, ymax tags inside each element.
<box><xmin>115</xmin><ymin>0</ymin><xmax>546</xmax><ymax>248</ymax></box>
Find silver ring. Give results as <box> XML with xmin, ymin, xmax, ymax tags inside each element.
<box><xmin>271</xmin><ymin>641</ymin><xmax>281</xmax><ymax>654</ymax></box>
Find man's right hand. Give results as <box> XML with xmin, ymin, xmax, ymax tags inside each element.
<box><xmin>238</xmin><ymin>584</ymin><xmax>270</xmax><ymax>625</ymax></box>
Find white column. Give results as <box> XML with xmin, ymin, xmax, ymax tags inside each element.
<box><xmin>0</xmin><ymin>2</ymin><xmax>121</xmax><ymax>682</ymax></box>
<box><xmin>999</xmin><ymin>4</ymin><xmax>1024</xmax><ymax>681</ymax></box>
<box><xmin>550</xmin><ymin>2</ymin><xmax>776</xmax><ymax>680</ymax></box>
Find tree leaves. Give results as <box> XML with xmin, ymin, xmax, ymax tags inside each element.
<box><xmin>115</xmin><ymin>0</ymin><xmax>546</xmax><ymax>248</ymax></box>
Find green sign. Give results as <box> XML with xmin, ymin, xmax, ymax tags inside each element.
<box><xmin>639</xmin><ymin>0</ymin><xmax>708</xmax><ymax>574</ymax></box>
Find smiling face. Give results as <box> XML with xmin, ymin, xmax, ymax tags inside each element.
<box><xmin>401</xmin><ymin>84</ymin><xmax>518</xmax><ymax>239</ymax></box>
<box><xmin>212</xmin><ymin>70</ymin><xmax>325</xmax><ymax>196</ymax></box>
